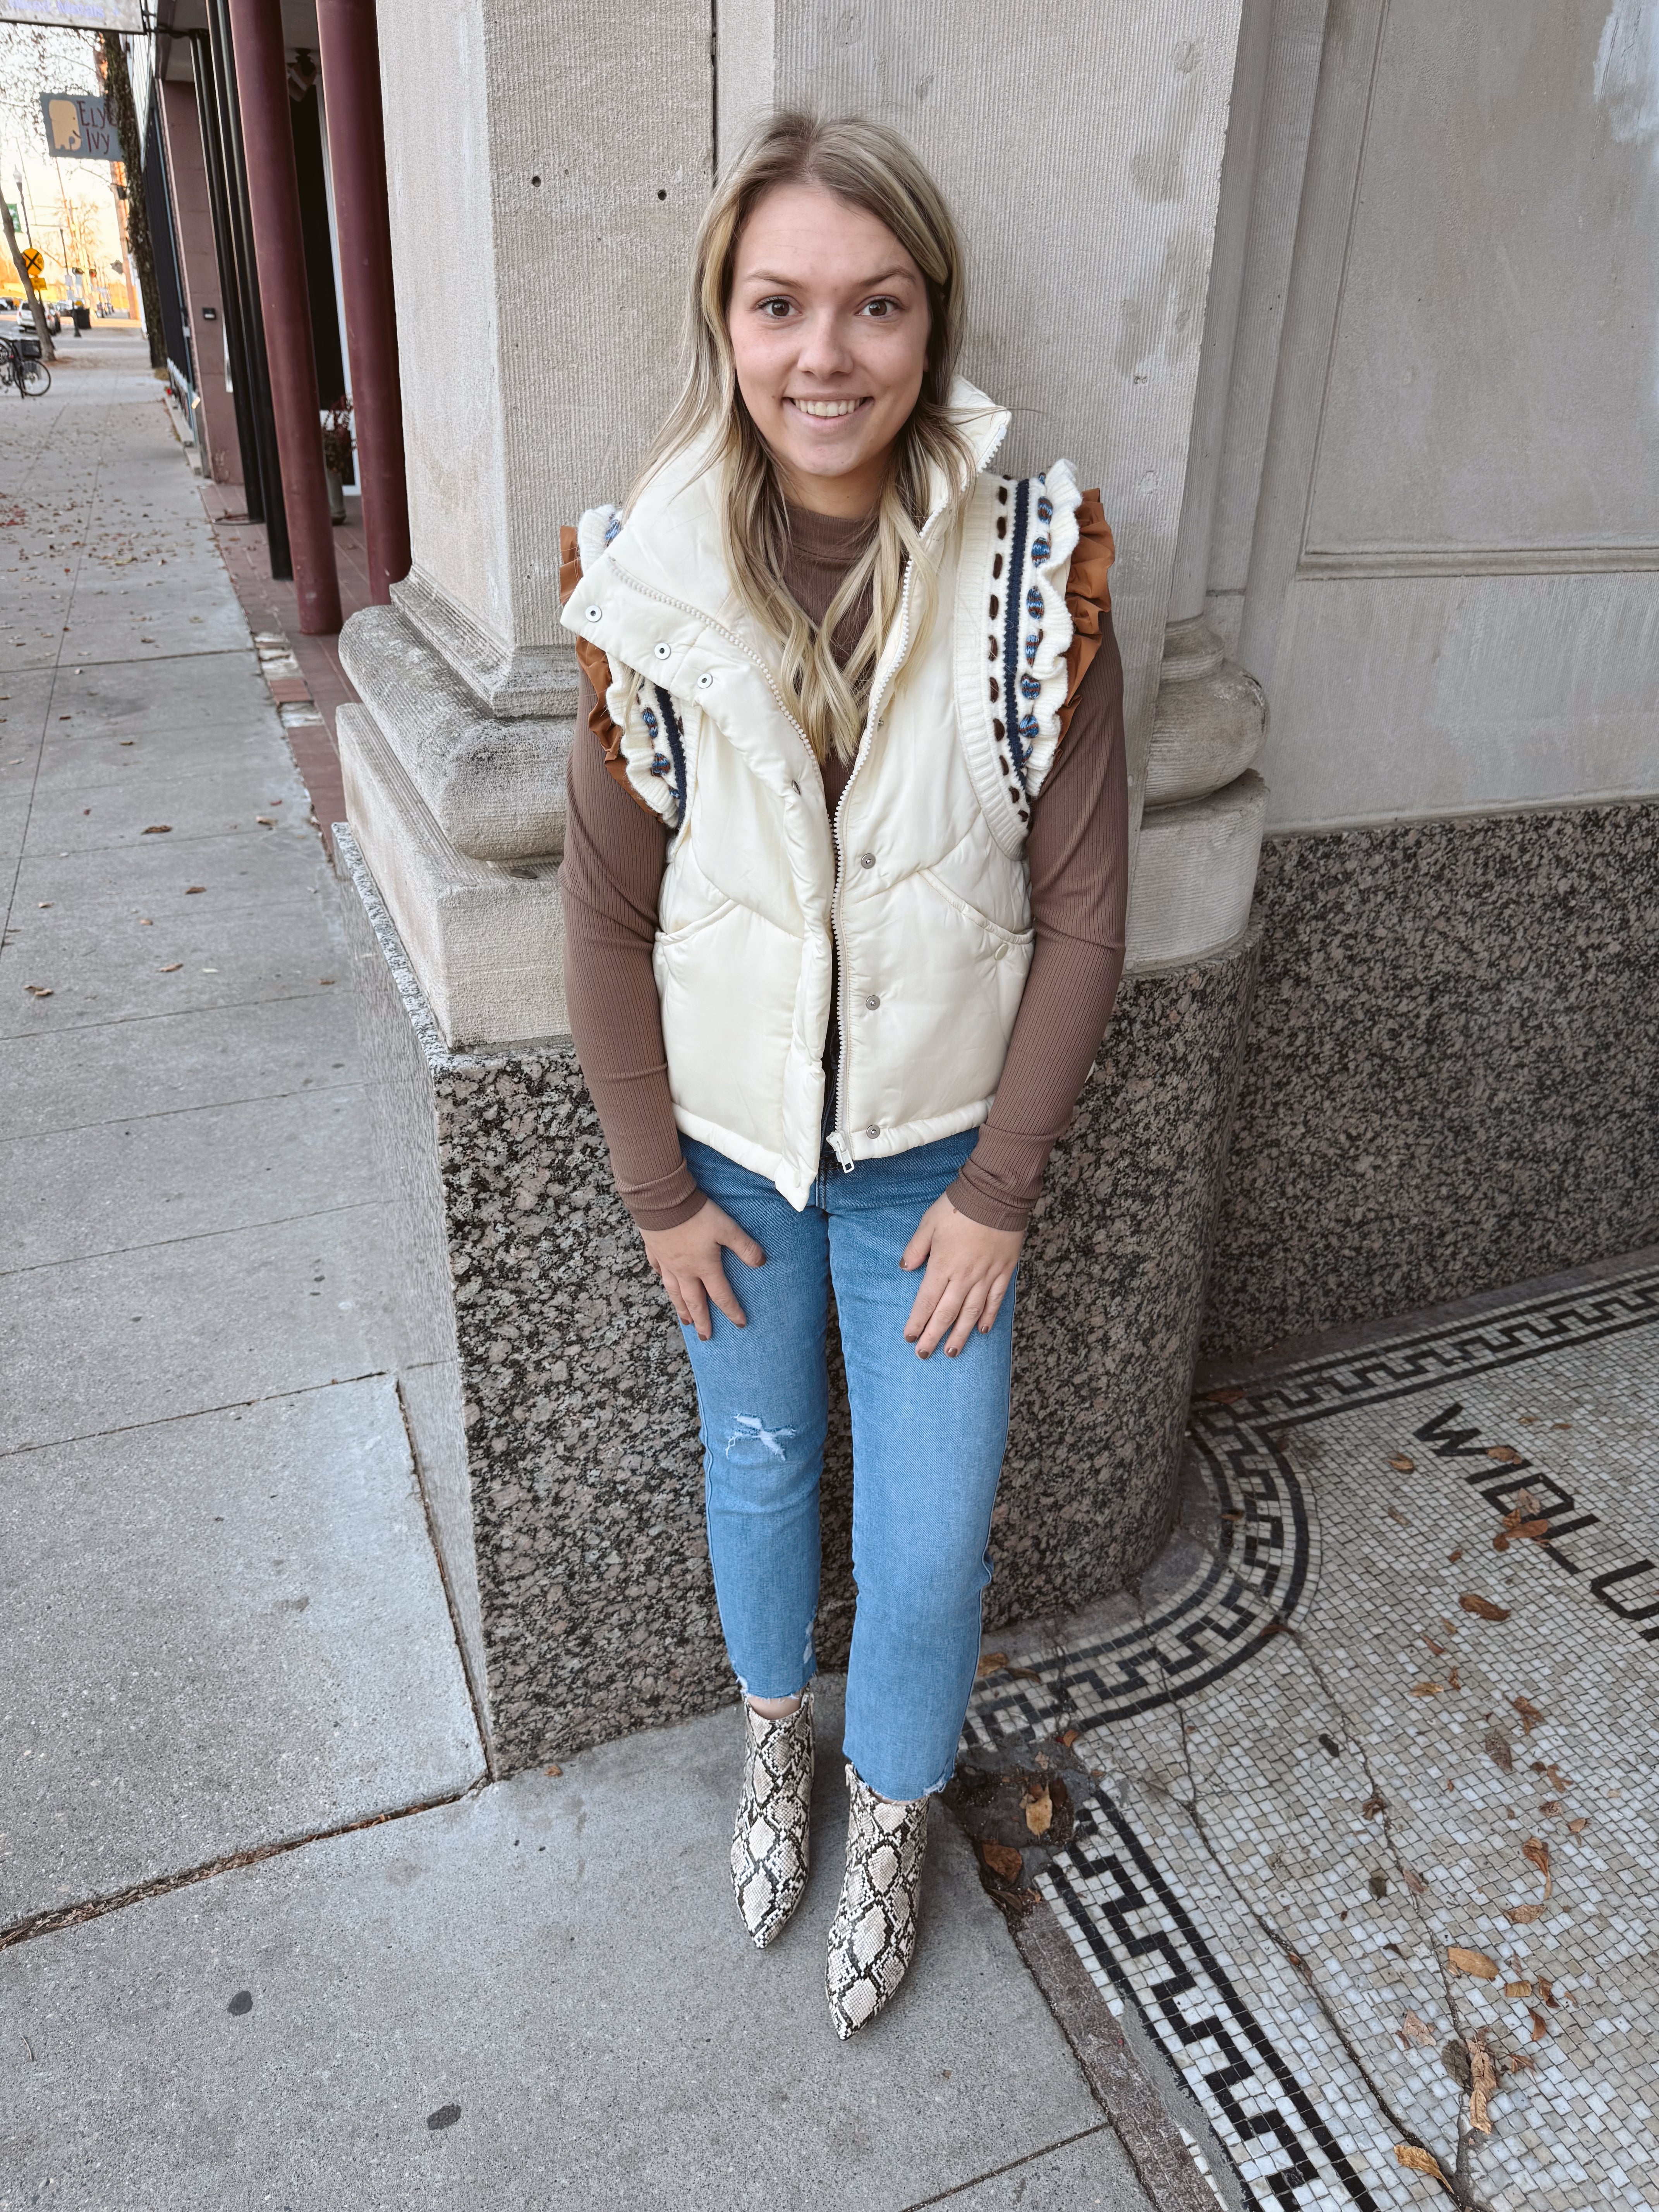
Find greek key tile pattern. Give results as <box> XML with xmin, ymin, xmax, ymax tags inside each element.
<box><xmin>966</xmin><ymin>1259</ymin><xmax>1659</xmax><ymax>2210</ymax></box>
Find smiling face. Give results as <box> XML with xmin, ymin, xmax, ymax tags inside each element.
<box><xmin>726</xmin><ymin>182</ymin><xmax>932</xmax><ymax>519</ymax></box>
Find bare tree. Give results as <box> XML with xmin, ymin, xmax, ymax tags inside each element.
<box><xmin>0</xmin><ymin>192</ymin><xmax>56</xmax><ymax>363</ymax></box>
<box><xmin>0</xmin><ymin>22</ymin><xmax>64</xmax><ymax>358</ymax></box>
<box><xmin>98</xmin><ymin>31</ymin><xmax>163</xmax><ymax>371</ymax></box>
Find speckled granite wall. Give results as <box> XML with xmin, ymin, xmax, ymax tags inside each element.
<box><xmin>338</xmin><ymin>832</ymin><xmax>1259</xmax><ymax>1773</ymax></box>
<box><xmin>1202</xmin><ymin>800</ymin><xmax>1659</xmax><ymax>1362</ymax></box>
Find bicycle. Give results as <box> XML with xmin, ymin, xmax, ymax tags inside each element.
<box><xmin>0</xmin><ymin>336</ymin><xmax>51</xmax><ymax>397</ymax></box>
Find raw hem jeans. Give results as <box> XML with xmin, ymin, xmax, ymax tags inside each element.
<box><xmin>678</xmin><ymin>1132</ymin><xmax>1015</xmax><ymax>1803</ymax></box>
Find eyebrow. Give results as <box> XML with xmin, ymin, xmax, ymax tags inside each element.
<box><xmin>739</xmin><ymin>267</ymin><xmax>918</xmax><ymax>290</ymax></box>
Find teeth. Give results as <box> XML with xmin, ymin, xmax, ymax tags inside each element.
<box><xmin>792</xmin><ymin>398</ymin><xmax>864</xmax><ymax>418</ymax></box>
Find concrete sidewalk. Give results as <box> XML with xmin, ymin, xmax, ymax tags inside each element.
<box><xmin>1</xmin><ymin>341</ymin><xmax>1164</xmax><ymax>2210</ymax></box>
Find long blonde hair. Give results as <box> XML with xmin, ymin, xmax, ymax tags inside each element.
<box><xmin>633</xmin><ymin>113</ymin><xmax>975</xmax><ymax>764</ymax></box>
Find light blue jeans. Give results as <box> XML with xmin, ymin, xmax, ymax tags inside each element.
<box><xmin>679</xmin><ymin>1131</ymin><xmax>1016</xmax><ymax>1803</ymax></box>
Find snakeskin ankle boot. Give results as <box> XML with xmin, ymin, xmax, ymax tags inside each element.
<box><xmin>730</xmin><ymin>1692</ymin><xmax>815</xmax><ymax>1948</ymax></box>
<box><xmin>824</xmin><ymin>1764</ymin><xmax>929</xmax><ymax>2038</ymax></box>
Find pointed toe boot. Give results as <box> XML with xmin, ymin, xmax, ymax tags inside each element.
<box><xmin>825</xmin><ymin>1763</ymin><xmax>929</xmax><ymax>2038</ymax></box>
<box><xmin>730</xmin><ymin>1691</ymin><xmax>815</xmax><ymax>1948</ymax></box>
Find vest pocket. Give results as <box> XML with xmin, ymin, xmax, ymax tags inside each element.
<box><xmin>654</xmin><ymin>895</ymin><xmax>738</xmax><ymax>950</ymax></box>
<box><xmin>917</xmin><ymin>866</ymin><xmax>1035</xmax><ymax>953</ymax></box>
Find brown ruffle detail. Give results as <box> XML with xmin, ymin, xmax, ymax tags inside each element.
<box><xmin>559</xmin><ymin>523</ymin><xmax>657</xmax><ymax>818</ymax></box>
<box><xmin>1056</xmin><ymin>491</ymin><xmax>1115</xmax><ymax>752</ymax></box>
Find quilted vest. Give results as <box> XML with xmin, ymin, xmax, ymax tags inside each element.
<box><xmin>561</xmin><ymin>379</ymin><xmax>1086</xmax><ymax>1211</ymax></box>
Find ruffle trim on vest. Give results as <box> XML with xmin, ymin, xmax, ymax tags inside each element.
<box><xmin>559</xmin><ymin>510</ymin><xmax>682</xmax><ymax>828</ymax></box>
<box><xmin>1057</xmin><ymin>493</ymin><xmax>1115</xmax><ymax>753</ymax></box>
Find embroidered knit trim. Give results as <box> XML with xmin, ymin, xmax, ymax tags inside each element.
<box><xmin>562</xmin><ymin>504</ymin><xmax>683</xmax><ymax>830</ymax></box>
<box><xmin>981</xmin><ymin>462</ymin><xmax>1084</xmax><ymax>824</ymax></box>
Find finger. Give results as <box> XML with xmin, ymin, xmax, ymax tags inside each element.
<box><xmin>899</xmin><ymin>1217</ymin><xmax>934</xmax><ymax>1272</ymax></box>
<box><xmin>914</xmin><ymin>1273</ymin><xmax>967</xmax><ymax>1360</ymax></box>
<box><xmin>718</xmin><ymin>1223</ymin><xmax>766</xmax><ymax>1270</ymax></box>
<box><xmin>682</xmin><ymin>1278</ymin><xmax>713</xmax><ymax>1341</ymax></box>
<box><xmin>659</xmin><ymin>1270</ymin><xmax>694</xmax><ymax>1328</ymax></box>
<box><xmin>703</xmin><ymin>1260</ymin><xmax>749</xmax><ymax>1330</ymax></box>
<box><xmin>903</xmin><ymin>1260</ymin><xmax>948</xmax><ymax>1345</ymax></box>
<box><xmin>944</xmin><ymin>1284</ymin><xmax>988</xmax><ymax>1358</ymax></box>
<box><xmin>978</xmin><ymin>1269</ymin><xmax>1014</xmax><ymax>1333</ymax></box>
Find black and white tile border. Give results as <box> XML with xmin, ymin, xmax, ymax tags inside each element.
<box><xmin>967</xmin><ymin>1259</ymin><xmax>1659</xmax><ymax>2212</ymax></box>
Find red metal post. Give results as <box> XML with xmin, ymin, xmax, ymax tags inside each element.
<box><xmin>227</xmin><ymin>0</ymin><xmax>342</xmax><ymax>634</ymax></box>
<box><xmin>315</xmin><ymin>0</ymin><xmax>410</xmax><ymax>604</ymax></box>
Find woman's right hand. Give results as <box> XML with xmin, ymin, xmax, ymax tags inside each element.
<box><xmin>641</xmin><ymin>1199</ymin><xmax>765</xmax><ymax>1340</ymax></box>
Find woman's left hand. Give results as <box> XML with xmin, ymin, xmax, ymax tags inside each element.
<box><xmin>900</xmin><ymin>1193</ymin><xmax>1023</xmax><ymax>1359</ymax></box>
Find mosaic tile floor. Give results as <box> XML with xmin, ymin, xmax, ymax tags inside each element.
<box><xmin>967</xmin><ymin>1258</ymin><xmax>1659</xmax><ymax>2211</ymax></box>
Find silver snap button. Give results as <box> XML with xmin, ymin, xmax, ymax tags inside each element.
<box><xmin>696</xmin><ymin>671</ymin><xmax>714</xmax><ymax>690</ymax></box>
<box><xmin>994</xmin><ymin>944</ymin><xmax>1008</xmax><ymax>962</ymax></box>
<box><xmin>653</xmin><ymin>642</ymin><xmax>672</xmax><ymax>661</ymax></box>
<box><xmin>859</xmin><ymin>852</ymin><xmax>875</xmax><ymax>869</ymax></box>
<box><xmin>864</xmin><ymin>994</ymin><xmax>880</xmax><ymax>1010</ymax></box>
<box><xmin>865</xmin><ymin>1124</ymin><xmax>880</xmax><ymax>1140</ymax></box>
<box><xmin>584</xmin><ymin>605</ymin><xmax>601</xmax><ymax>622</ymax></box>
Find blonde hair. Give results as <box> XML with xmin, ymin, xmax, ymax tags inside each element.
<box><xmin>633</xmin><ymin>112</ymin><xmax>974</xmax><ymax>764</ymax></box>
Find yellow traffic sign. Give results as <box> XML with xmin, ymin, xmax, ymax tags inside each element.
<box><xmin>21</xmin><ymin>247</ymin><xmax>43</xmax><ymax>280</ymax></box>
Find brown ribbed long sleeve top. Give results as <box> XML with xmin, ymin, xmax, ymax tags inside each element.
<box><xmin>562</xmin><ymin>501</ymin><xmax>1129</xmax><ymax>1234</ymax></box>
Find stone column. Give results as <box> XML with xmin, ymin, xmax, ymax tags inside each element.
<box><xmin>339</xmin><ymin>0</ymin><xmax>1270</xmax><ymax>1770</ymax></box>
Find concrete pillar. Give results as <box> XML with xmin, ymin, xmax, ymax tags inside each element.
<box><xmin>227</xmin><ymin>0</ymin><xmax>341</xmax><ymax>634</ymax></box>
<box><xmin>315</xmin><ymin>0</ymin><xmax>410</xmax><ymax>603</ymax></box>
<box><xmin>156</xmin><ymin>81</ymin><xmax>240</xmax><ymax>484</ymax></box>
<box><xmin>338</xmin><ymin>0</ymin><xmax>1271</xmax><ymax>1769</ymax></box>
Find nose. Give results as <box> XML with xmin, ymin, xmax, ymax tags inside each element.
<box><xmin>792</xmin><ymin>308</ymin><xmax>857</xmax><ymax>383</ymax></box>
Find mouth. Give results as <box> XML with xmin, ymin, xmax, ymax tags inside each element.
<box><xmin>786</xmin><ymin>397</ymin><xmax>871</xmax><ymax>420</ymax></box>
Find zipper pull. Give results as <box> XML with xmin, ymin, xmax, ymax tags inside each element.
<box><xmin>827</xmin><ymin>1130</ymin><xmax>855</xmax><ymax>1174</ymax></box>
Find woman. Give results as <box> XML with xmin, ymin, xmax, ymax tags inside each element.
<box><xmin>560</xmin><ymin>112</ymin><xmax>1127</xmax><ymax>2038</ymax></box>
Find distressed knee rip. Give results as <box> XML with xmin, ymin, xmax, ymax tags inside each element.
<box><xmin>724</xmin><ymin>1413</ymin><xmax>797</xmax><ymax>1464</ymax></box>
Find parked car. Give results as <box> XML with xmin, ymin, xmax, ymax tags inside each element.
<box><xmin>15</xmin><ymin>304</ymin><xmax>62</xmax><ymax>335</ymax></box>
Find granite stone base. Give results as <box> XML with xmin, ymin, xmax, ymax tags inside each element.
<box><xmin>1202</xmin><ymin>799</ymin><xmax>1659</xmax><ymax>1360</ymax></box>
<box><xmin>338</xmin><ymin>830</ymin><xmax>1260</xmax><ymax>1774</ymax></box>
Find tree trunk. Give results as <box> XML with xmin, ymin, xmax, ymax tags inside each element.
<box><xmin>0</xmin><ymin>195</ymin><xmax>55</xmax><ymax>364</ymax></box>
<box><xmin>99</xmin><ymin>30</ymin><xmax>166</xmax><ymax>374</ymax></box>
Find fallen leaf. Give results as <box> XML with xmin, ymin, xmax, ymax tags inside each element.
<box><xmin>1468</xmin><ymin>2036</ymin><xmax>1498</xmax><ymax>2132</ymax></box>
<box><xmin>1393</xmin><ymin>2144</ymin><xmax>1450</xmax><ymax>2188</ymax></box>
<box><xmin>1541</xmin><ymin>1764</ymin><xmax>1571</xmax><ymax>1791</ymax></box>
<box><xmin>1504</xmin><ymin>1979</ymin><xmax>1534</xmax><ymax>1998</ymax></box>
<box><xmin>1521</xmin><ymin>1836</ymin><xmax>1551</xmax><ymax>1884</ymax></box>
<box><xmin>981</xmin><ymin>1840</ymin><xmax>1023</xmax><ymax>1882</ymax></box>
<box><xmin>1484</xmin><ymin>1726</ymin><xmax>1515</xmax><ymax>1773</ymax></box>
<box><xmin>1422</xmin><ymin>1634</ymin><xmax>1448</xmax><ymax>1657</ymax></box>
<box><xmin>1568</xmin><ymin>1817</ymin><xmax>1588</xmax><ymax>1835</ymax></box>
<box><xmin>1551</xmin><ymin>1421</ymin><xmax>1571</xmax><ymax>1431</ymax></box>
<box><xmin>1204</xmin><ymin>1387</ymin><xmax>1243</xmax><ymax>1405</ymax></box>
<box><xmin>544</xmin><ymin>1764</ymin><xmax>561</xmax><ymax>1777</ymax></box>
<box><xmin>1401</xmin><ymin>2009</ymin><xmax>1436</xmax><ymax>2046</ymax></box>
<box><xmin>24</xmin><ymin>982</ymin><xmax>53</xmax><ymax>998</ymax></box>
<box><xmin>1448</xmin><ymin>1946</ymin><xmax>1499</xmax><ymax>1980</ymax></box>
<box><xmin>1447</xmin><ymin>1547</ymin><xmax>1463</xmax><ymax>1563</ymax></box>
<box><xmin>317</xmin><ymin>977</ymin><xmax>336</xmax><ymax>987</ymax></box>
<box><xmin>1537</xmin><ymin>1976</ymin><xmax>1558</xmax><ymax>2008</ymax></box>
<box><xmin>1389</xmin><ymin>1455</ymin><xmax>1415</xmax><ymax>1474</ymax></box>
<box><xmin>1057</xmin><ymin>1728</ymin><xmax>1081</xmax><ymax>1748</ymax></box>
<box><xmin>1448</xmin><ymin>1668</ymin><xmax>1462</xmax><ymax>1690</ymax></box>
<box><xmin>1515</xmin><ymin>1488</ymin><xmax>1542</xmax><ymax>1515</ymax></box>
<box><xmin>1024</xmin><ymin>1785</ymin><xmax>1054</xmax><ymax>1838</ymax></box>
<box><xmin>1504</xmin><ymin>1903</ymin><xmax>1545</xmax><ymax>1924</ymax></box>
<box><xmin>1487</xmin><ymin>1444</ymin><xmax>1523</xmax><ymax>1463</ymax></box>
<box><xmin>975</xmin><ymin>1652</ymin><xmax>1008</xmax><ymax>1680</ymax></box>
<box><xmin>185</xmin><ymin>884</ymin><xmax>205</xmax><ymax>894</ymax></box>
<box><xmin>1361</xmin><ymin>1792</ymin><xmax>1385</xmax><ymax>1819</ymax></box>
<box><xmin>159</xmin><ymin>962</ymin><xmax>182</xmax><ymax>973</ymax></box>
<box><xmin>1387</xmin><ymin>1506</ymin><xmax>1412</xmax><ymax>1527</ymax></box>
<box><xmin>1409</xmin><ymin>1682</ymin><xmax>1442</xmax><ymax>1697</ymax></box>
<box><xmin>1460</xmin><ymin>1593</ymin><xmax>1511</xmax><ymax>1621</ymax></box>
<box><xmin>1539</xmin><ymin>1798</ymin><xmax>1563</xmax><ymax>1817</ymax></box>
<box><xmin>142</xmin><ymin>823</ymin><xmax>172</xmax><ymax>834</ymax></box>
<box><xmin>1403</xmin><ymin>1868</ymin><xmax>1428</xmax><ymax>1896</ymax></box>
<box><xmin>1509</xmin><ymin>2051</ymin><xmax>1536</xmax><ymax>2071</ymax></box>
<box><xmin>1512</xmin><ymin>1695</ymin><xmax>1546</xmax><ymax>1735</ymax></box>
<box><xmin>1528</xmin><ymin>2007</ymin><xmax>1548</xmax><ymax>2040</ymax></box>
<box><xmin>256</xmin><ymin>816</ymin><xmax>274</xmax><ymax>826</ymax></box>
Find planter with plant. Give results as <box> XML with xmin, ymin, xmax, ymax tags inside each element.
<box><xmin>321</xmin><ymin>396</ymin><xmax>354</xmax><ymax>525</ymax></box>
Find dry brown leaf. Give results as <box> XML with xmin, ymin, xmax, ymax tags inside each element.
<box><xmin>1403</xmin><ymin>1867</ymin><xmax>1428</xmax><ymax>1896</ymax></box>
<box><xmin>1393</xmin><ymin>2144</ymin><xmax>1450</xmax><ymax>2187</ymax></box>
<box><xmin>1422</xmin><ymin>1634</ymin><xmax>1448</xmax><ymax>1657</ymax></box>
<box><xmin>1537</xmin><ymin>1976</ymin><xmax>1558</xmax><ymax>2008</ymax></box>
<box><xmin>1057</xmin><ymin>1728</ymin><xmax>1081</xmax><ymax>1748</ymax></box>
<box><xmin>1448</xmin><ymin>1946</ymin><xmax>1499</xmax><ymax>1980</ymax></box>
<box><xmin>1387</xmin><ymin>1506</ymin><xmax>1412</xmax><ymax>1527</ymax></box>
<box><xmin>1409</xmin><ymin>1682</ymin><xmax>1442</xmax><ymax>1697</ymax></box>
<box><xmin>1567</xmin><ymin>1817</ymin><xmax>1588</xmax><ymax>1835</ymax></box>
<box><xmin>1528</xmin><ymin>2006</ymin><xmax>1548</xmax><ymax>2041</ymax></box>
<box><xmin>1460</xmin><ymin>1593</ymin><xmax>1511</xmax><ymax>1621</ymax></box>
<box><xmin>1504</xmin><ymin>1979</ymin><xmax>1534</xmax><ymax>1998</ymax></box>
<box><xmin>1204</xmin><ymin>1387</ymin><xmax>1243</xmax><ymax>1405</ymax></box>
<box><xmin>1515</xmin><ymin>1487</ymin><xmax>1542</xmax><ymax>1515</ymax></box>
<box><xmin>544</xmin><ymin>1763</ymin><xmax>561</xmax><ymax>1777</ymax></box>
<box><xmin>1541</xmin><ymin>1764</ymin><xmax>1571</xmax><ymax>1791</ymax></box>
<box><xmin>1504</xmin><ymin>1903</ymin><xmax>1545</xmax><ymax>1924</ymax></box>
<box><xmin>981</xmin><ymin>1840</ymin><xmax>1023</xmax><ymax>1882</ymax></box>
<box><xmin>1024</xmin><ymin>1785</ymin><xmax>1054</xmax><ymax>1838</ymax></box>
<box><xmin>1484</xmin><ymin>1726</ymin><xmax>1515</xmax><ymax>1772</ymax></box>
<box><xmin>185</xmin><ymin>884</ymin><xmax>206</xmax><ymax>894</ymax></box>
<box><xmin>1401</xmin><ymin>2009</ymin><xmax>1436</xmax><ymax>2047</ymax></box>
<box><xmin>23</xmin><ymin>982</ymin><xmax>53</xmax><ymax>998</ymax></box>
<box><xmin>975</xmin><ymin>1652</ymin><xmax>1008</xmax><ymax>1680</ymax></box>
<box><xmin>1361</xmin><ymin>1791</ymin><xmax>1385</xmax><ymax>1819</ymax></box>
<box><xmin>1389</xmin><ymin>1455</ymin><xmax>1416</xmax><ymax>1474</ymax></box>
<box><xmin>1487</xmin><ymin>1444</ymin><xmax>1523</xmax><ymax>1463</ymax></box>
<box><xmin>1512</xmin><ymin>1695</ymin><xmax>1546</xmax><ymax>1735</ymax></box>
<box><xmin>141</xmin><ymin>823</ymin><xmax>172</xmax><ymax>834</ymax></box>
<box><xmin>1468</xmin><ymin>2037</ymin><xmax>1498</xmax><ymax>2133</ymax></box>
<box><xmin>1448</xmin><ymin>1668</ymin><xmax>1462</xmax><ymax>1690</ymax></box>
<box><xmin>1509</xmin><ymin>2051</ymin><xmax>1536</xmax><ymax>2072</ymax></box>
<box><xmin>1447</xmin><ymin>1547</ymin><xmax>1463</xmax><ymax>1563</ymax></box>
<box><xmin>159</xmin><ymin>963</ymin><xmax>182</xmax><ymax>973</ymax></box>
<box><xmin>1539</xmin><ymin>1798</ymin><xmax>1563</xmax><ymax>1817</ymax></box>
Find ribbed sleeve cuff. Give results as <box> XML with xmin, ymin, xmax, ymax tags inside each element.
<box><xmin>944</xmin><ymin>1170</ymin><xmax>1032</xmax><ymax>1235</ymax></box>
<box><xmin>624</xmin><ymin>1164</ymin><xmax>708</xmax><ymax>1233</ymax></box>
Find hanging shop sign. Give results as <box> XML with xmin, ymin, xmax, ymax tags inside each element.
<box><xmin>39</xmin><ymin>93</ymin><xmax>120</xmax><ymax>161</ymax></box>
<box><xmin>1</xmin><ymin>3</ymin><xmax>145</xmax><ymax>28</ymax></box>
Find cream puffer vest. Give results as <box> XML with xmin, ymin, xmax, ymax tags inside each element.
<box><xmin>561</xmin><ymin>380</ymin><xmax>1085</xmax><ymax>1211</ymax></box>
